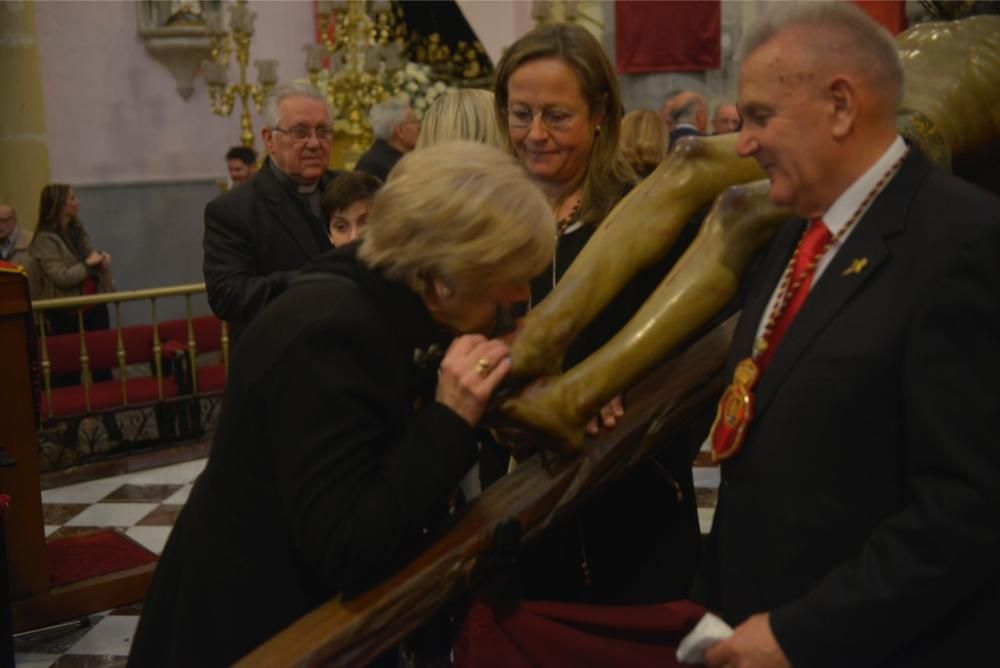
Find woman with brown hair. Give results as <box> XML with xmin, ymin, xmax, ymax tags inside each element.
<box><xmin>491</xmin><ymin>22</ymin><xmax>702</xmax><ymax>608</ymax></box>
<box><xmin>621</xmin><ymin>108</ymin><xmax>668</xmax><ymax>178</ymax></box>
<box><xmin>30</xmin><ymin>183</ymin><xmax>115</xmax><ymax>383</ymax></box>
<box><xmin>320</xmin><ymin>171</ymin><xmax>382</xmax><ymax>247</ymax></box>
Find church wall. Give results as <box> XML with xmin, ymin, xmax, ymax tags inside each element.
<box><xmin>31</xmin><ymin>0</ymin><xmax>316</xmax><ymax>301</ymax></box>
<box><xmin>606</xmin><ymin>1</ymin><xmax>764</xmax><ymax>117</ymax></box>
<box><xmin>24</xmin><ymin>0</ymin><xmax>768</xmax><ymax>301</ymax></box>
<box><xmin>455</xmin><ymin>0</ymin><xmax>534</xmax><ymax>66</ymax></box>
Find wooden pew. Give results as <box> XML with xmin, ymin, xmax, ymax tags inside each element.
<box><xmin>0</xmin><ymin>266</ymin><xmax>155</xmax><ymax>633</ymax></box>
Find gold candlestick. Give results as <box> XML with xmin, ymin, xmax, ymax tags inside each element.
<box><xmin>306</xmin><ymin>0</ymin><xmax>406</xmax><ymax>153</ymax></box>
<box><xmin>203</xmin><ymin>0</ymin><xmax>278</xmax><ymax>148</ymax></box>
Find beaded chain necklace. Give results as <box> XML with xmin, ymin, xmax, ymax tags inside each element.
<box><xmin>752</xmin><ymin>152</ymin><xmax>907</xmax><ymax>359</ymax></box>
<box><xmin>526</xmin><ymin>194</ymin><xmax>582</xmax><ymax>311</ymax></box>
<box><xmin>552</xmin><ymin>199</ymin><xmax>582</xmax><ymax>290</ymax></box>
<box><xmin>709</xmin><ymin>148</ymin><xmax>908</xmax><ymax>464</ymax></box>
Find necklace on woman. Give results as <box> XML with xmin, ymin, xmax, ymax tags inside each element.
<box><xmin>551</xmin><ymin>192</ymin><xmax>583</xmax><ymax>290</ymax></box>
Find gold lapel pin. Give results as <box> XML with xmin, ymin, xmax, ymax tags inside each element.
<box><xmin>842</xmin><ymin>257</ymin><xmax>868</xmax><ymax>276</ymax></box>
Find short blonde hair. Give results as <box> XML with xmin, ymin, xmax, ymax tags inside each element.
<box><xmin>620</xmin><ymin>109</ymin><xmax>667</xmax><ymax>177</ymax></box>
<box><xmin>416</xmin><ymin>89</ymin><xmax>502</xmax><ymax>150</ymax></box>
<box><xmin>359</xmin><ymin>141</ymin><xmax>555</xmax><ymax>296</ymax></box>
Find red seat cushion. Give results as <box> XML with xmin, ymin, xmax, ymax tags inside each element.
<box><xmin>43</xmin><ymin>326</ymin><xmax>155</xmax><ymax>374</ymax></box>
<box><xmin>44</xmin><ymin>377</ymin><xmax>181</xmax><ymax>419</ymax></box>
<box><xmin>159</xmin><ymin>316</ymin><xmax>224</xmax><ymax>353</ymax></box>
<box><xmin>194</xmin><ymin>365</ymin><xmax>227</xmax><ymax>393</ymax></box>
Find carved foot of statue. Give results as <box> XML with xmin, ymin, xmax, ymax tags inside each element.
<box><xmin>501</xmin><ymin>374</ymin><xmax>591</xmax><ymax>451</ymax></box>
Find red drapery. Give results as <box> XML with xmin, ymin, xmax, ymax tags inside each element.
<box><xmin>615</xmin><ymin>0</ymin><xmax>721</xmax><ymax>74</ymax></box>
<box><xmin>454</xmin><ymin>598</ymin><xmax>707</xmax><ymax>667</ymax></box>
<box><xmin>853</xmin><ymin>0</ymin><xmax>907</xmax><ymax>35</ymax></box>
<box><xmin>614</xmin><ymin>0</ymin><xmax>905</xmax><ymax>75</ymax></box>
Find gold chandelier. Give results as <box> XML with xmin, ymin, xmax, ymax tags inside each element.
<box><xmin>304</xmin><ymin>0</ymin><xmax>407</xmax><ymax>153</ymax></box>
<box><xmin>203</xmin><ymin>0</ymin><xmax>278</xmax><ymax>148</ymax></box>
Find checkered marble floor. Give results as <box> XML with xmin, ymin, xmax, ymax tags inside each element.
<box><xmin>16</xmin><ymin>456</ymin><xmax>719</xmax><ymax>667</ymax></box>
<box><xmin>14</xmin><ymin>459</ymin><xmax>206</xmax><ymax>668</ymax></box>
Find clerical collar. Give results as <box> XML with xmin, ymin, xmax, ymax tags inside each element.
<box><xmin>822</xmin><ymin>135</ymin><xmax>907</xmax><ymax>238</ymax></box>
<box><xmin>268</xmin><ymin>158</ymin><xmax>320</xmax><ymax>193</ymax></box>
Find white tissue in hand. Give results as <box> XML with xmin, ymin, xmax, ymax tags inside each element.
<box><xmin>676</xmin><ymin>612</ymin><xmax>734</xmax><ymax>664</ymax></box>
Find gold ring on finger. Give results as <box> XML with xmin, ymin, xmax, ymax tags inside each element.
<box><xmin>474</xmin><ymin>357</ymin><xmax>491</xmax><ymax>377</ymax></box>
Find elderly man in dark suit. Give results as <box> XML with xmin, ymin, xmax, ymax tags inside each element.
<box><xmin>203</xmin><ymin>82</ymin><xmax>341</xmax><ymax>344</ymax></box>
<box><xmin>697</xmin><ymin>3</ymin><xmax>1000</xmax><ymax>668</ymax></box>
<box><xmin>354</xmin><ymin>98</ymin><xmax>420</xmax><ymax>182</ymax></box>
<box><xmin>667</xmin><ymin>91</ymin><xmax>707</xmax><ymax>150</ymax></box>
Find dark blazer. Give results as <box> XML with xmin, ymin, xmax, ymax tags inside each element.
<box><xmin>696</xmin><ymin>149</ymin><xmax>1000</xmax><ymax>667</ymax></box>
<box><xmin>484</xmin><ymin>222</ymin><xmax>703</xmax><ymax>606</ymax></box>
<box><xmin>202</xmin><ymin>159</ymin><xmax>339</xmax><ymax>343</ymax></box>
<box><xmin>669</xmin><ymin>125</ymin><xmax>701</xmax><ymax>151</ymax></box>
<box><xmin>354</xmin><ymin>138</ymin><xmax>403</xmax><ymax>182</ymax></box>
<box><xmin>130</xmin><ymin>245</ymin><xmax>477</xmax><ymax>667</ymax></box>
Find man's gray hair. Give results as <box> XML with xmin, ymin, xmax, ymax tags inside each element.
<box><xmin>661</xmin><ymin>89</ymin><xmax>683</xmax><ymax>109</ymax></box>
<box><xmin>261</xmin><ymin>82</ymin><xmax>333</xmax><ymax>128</ymax></box>
<box><xmin>672</xmin><ymin>95</ymin><xmax>706</xmax><ymax>125</ymax></box>
<box><xmin>737</xmin><ymin>1</ymin><xmax>903</xmax><ymax>109</ymax></box>
<box><xmin>369</xmin><ymin>98</ymin><xmax>411</xmax><ymax>141</ymax></box>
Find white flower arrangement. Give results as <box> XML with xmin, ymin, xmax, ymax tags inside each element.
<box><xmin>396</xmin><ymin>61</ymin><xmax>454</xmax><ymax>118</ymax></box>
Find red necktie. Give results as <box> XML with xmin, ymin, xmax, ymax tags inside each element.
<box><xmin>757</xmin><ymin>218</ymin><xmax>831</xmax><ymax>370</ymax></box>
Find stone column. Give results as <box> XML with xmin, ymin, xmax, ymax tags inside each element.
<box><xmin>0</xmin><ymin>0</ymin><xmax>51</xmax><ymax>232</ymax></box>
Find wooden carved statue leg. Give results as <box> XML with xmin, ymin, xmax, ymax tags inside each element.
<box><xmin>504</xmin><ymin>181</ymin><xmax>791</xmax><ymax>447</ymax></box>
<box><xmin>510</xmin><ymin>134</ymin><xmax>765</xmax><ymax>379</ymax></box>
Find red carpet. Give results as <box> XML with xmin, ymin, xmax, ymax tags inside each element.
<box><xmin>47</xmin><ymin>529</ymin><xmax>158</xmax><ymax>588</ymax></box>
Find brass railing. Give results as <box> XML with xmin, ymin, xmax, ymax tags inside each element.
<box><xmin>31</xmin><ymin>283</ymin><xmax>229</xmax><ymax>420</ymax></box>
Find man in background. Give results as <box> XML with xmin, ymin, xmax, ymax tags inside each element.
<box><xmin>225</xmin><ymin>146</ymin><xmax>257</xmax><ymax>186</ymax></box>
<box><xmin>658</xmin><ymin>89</ymin><xmax>682</xmax><ymax>134</ymax></box>
<box><xmin>710</xmin><ymin>101</ymin><xmax>741</xmax><ymax>134</ymax></box>
<box><xmin>667</xmin><ymin>90</ymin><xmax>708</xmax><ymax>149</ymax></box>
<box><xmin>354</xmin><ymin>98</ymin><xmax>420</xmax><ymax>181</ymax></box>
<box><xmin>0</xmin><ymin>204</ymin><xmax>32</xmax><ymax>266</ymax></box>
<box><xmin>203</xmin><ymin>83</ymin><xmax>341</xmax><ymax>345</ymax></box>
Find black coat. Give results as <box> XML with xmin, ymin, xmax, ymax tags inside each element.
<box><xmin>354</xmin><ymin>138</ymin><xmax>403</xmax><ymax>182</ymax></box>
<box><xmin>202</xmin><ymin>159</ymin><xmax>339</xmax><ymax>343</ymax></box>
<box><xmin>695</xmin><ymin>149</ymin><xmax>1000</xmax><ymax>667</ymax></box>
<box><xmin>483</xmin><ymin>222</ymin><xmax>703</xmax><ymax>605</ymax></box>
<box><xmin>130</xmin><ymin>245</ymin><xmax>478</xmax><ymax>667</ymax></box>
<box><xmin>669</xmin><ymin>125</ymin><xmax>701</xmax><ymax>151</ymax></box>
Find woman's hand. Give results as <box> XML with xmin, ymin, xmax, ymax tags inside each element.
<box><xmin>85</xmin><ymin>250</ymin><xmax>103</xmax><ymax>267</ymax></box>
<box><xmin>585</xmin><ymin>394</ymin><xmax>624</xmax><ymax>436</ymax></box>
<box><xmin>436</xmin><ymin>334</ymin><xmax>512</xmax><ymax>426</ymax></box>
<box><xmin>99</xmin><ymin>251</ymin><xmax>112</xmax><ymax>270</ymax></box>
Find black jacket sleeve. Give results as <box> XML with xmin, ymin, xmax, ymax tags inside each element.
<box><xmin>770</xmin><ymin>222</ymin><xmax>1000</xmax><ymax>666</ymax></box>
<box><xmin>264</xmin><ymin>321</ymin><xmax>478</xmax><ymax>596</ymax></box>
<box><xmin>202</xmin><ymin>196</ymin><xmax>296</xmax><ymax>326</ymax></box>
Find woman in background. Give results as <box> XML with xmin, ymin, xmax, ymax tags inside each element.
<box><xmin>620</xmin><ymin>108</ymin><xmax>668</xmax><ymax>178</ymax></box>
<box><xmin>417</xmin><ymin>89</ymin><xmax>503</xmax><ymax>149</ymax></box>
<box><xmin>320</xmin><ymin>171</ymin><xmax>382</xmax><ymax>247</ymax></box>
<box><xmin>30</xmin><ymin>183</ymin><xmax>115</xmax><ymax>384</ymax></box>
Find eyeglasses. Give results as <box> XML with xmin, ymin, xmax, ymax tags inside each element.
<box><xmin>272</xmin><ymin>125</ymin><xmax>334</xmax><ymax>142</ymax></box>
<box><xmin>504</xmin><ymin>106</ymin><xmax>580</xmax><ymax>131</ymax></box>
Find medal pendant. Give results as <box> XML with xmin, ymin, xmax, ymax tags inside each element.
<box><xmin>709</xmin><ymin>358</ymin><xmax>759</xmax><ymax>463</ymax></box>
